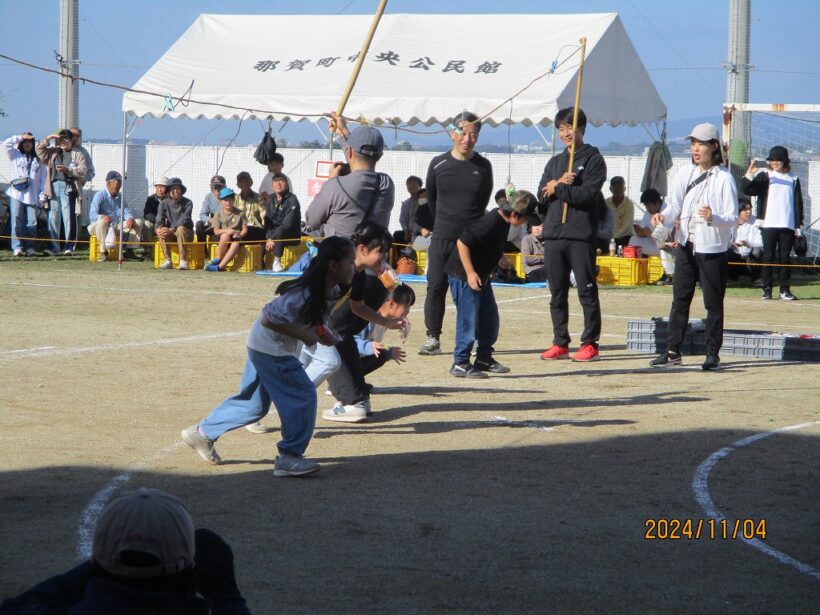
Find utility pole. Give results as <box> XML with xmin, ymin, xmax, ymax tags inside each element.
<box><xmin>725</xmin><ymin>0</ymin><xmax>751</xmax><ymax>176</ymax></box>
<box><xmin>58</xmin><ymin>0</ymin><xmax>79</xmax><ymax>129</ymax></box>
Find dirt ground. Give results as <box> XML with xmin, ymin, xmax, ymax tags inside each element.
<box><xmin>1</xmin><ymin>259</ymin><xmax>819</xmax><ymax>614</ymax></box>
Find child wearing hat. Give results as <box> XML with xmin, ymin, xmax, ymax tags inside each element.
<box><xmin>206</xmin><ymin>188</ymin><xmax>248</xmax><ymax>272</ymax></box>
<box><xmin>741</xmin><ymin>146</ymin><xmax>805</xmax><ymax>300</ymax></box>
<box><xmin>445</xmin><ymin>191</ymin><xmax>532</xmax><ymax>378</ymax></box>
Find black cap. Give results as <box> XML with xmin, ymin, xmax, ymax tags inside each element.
<box><xmin>766</xmin><ymin>146</ymin><xmax>789</xmax><ymax>163</ymax></box>
<box><xmin>210</xmin><ymin>175</ymin><xmax>226</xmax><ymax>187</ymax></box>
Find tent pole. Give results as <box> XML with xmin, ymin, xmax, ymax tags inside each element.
<box><xmin>335</xmin><ymin>0</ymin><xmax>388</xmax><ymax>118</ymax></box>
<box><xmin>561</xmin><ymin>37</ymin><xmax>588</xmax><ymax>224</ymax></box>
<box><xmin>118</xmin><ymin>111</ymin><xmax>127</xmax><ymax>269</ymax></box>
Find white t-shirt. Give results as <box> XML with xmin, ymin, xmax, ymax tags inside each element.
<box><xmin>762</xmin><ymin>171</ymin><xmax>796</xmax><ymax>229</ymax></box>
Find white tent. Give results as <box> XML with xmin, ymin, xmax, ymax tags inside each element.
<box><xmin>123</xmin><ymin>13</ymin><xmax>666</xmax><ymax>128</ymax></box>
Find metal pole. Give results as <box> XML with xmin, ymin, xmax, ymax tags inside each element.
<box><xmin>726</xmin><ymin>0</ymin><xmax>751</xmax><ymax>176</ymax></box>
<box><xmin>118</xmin><ymin>112</ymin><xmax>127</xmax><ymax>269</ymax></box>
<box><xmin>58</xmin><ymin>0</ymin><xmax>79</xmax><ymax>128</ymax></box>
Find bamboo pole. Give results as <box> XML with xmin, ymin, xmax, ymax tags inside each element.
<box><xmin>335</xmin><ymin>0</ymin><xmax>388</xmax><ymax>119</ymax></box>
<box><xmin>561</xmin><ymin>37</ymin><xmax>587</xmax><ymax>224</ymax></box>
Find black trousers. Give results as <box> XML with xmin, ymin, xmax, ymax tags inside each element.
<box><xmin>760</xmin><ymin>227</ymin><xmax>795</xmax><ymax>291</ymax></box>
<box><xmin>267</xmin><ymin>228</ymin><xmax>301</xmax><ymax>257</ymax></box>
<box><xmin>544</xmin><ymin>239</ymin><xmax>601</xmax><ymax>347</ymax></box>
<box><xmin>245</xmin><ymin>226</ymin><xmax>267</xmax><ymax>243</ymax></box>
<box><xmin>667</xmin><ymin>244</ymin><xmax>728</xmax><ymax>357</ymax></box>
<box><xmin>727</xmin><ymin>248</ymin><xmax>762</xmax><ymax>281</ymax></box>
<box><xmin>328</xmin><ymin>339</ymin><xmax>392</xmax><ymax>406</ymax></box>
<box><xmin>526</xmin><ymin>269</ymin><xmax>548</xmax><ymax>283</ymax></box>
<box><xmin>423</xmin><ymin>237</ymin><xmax>457</xmax><ymax>338</ymax></box>
<box><xmin>195</xmin><ymin>220</ymin><xmax>215</xmax><ymax>245</ymax></box>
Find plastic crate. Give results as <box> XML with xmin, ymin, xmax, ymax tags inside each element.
<box><xmin>416</xmin><ymin>250</ymin><xmax>428</xmax><ymax>275</ymax></box>
<box><xmin>88</xmin><ymin>235</ymin><xmax>121</xmax><ymax>262</ymax></box>
<box><xmin>506</xmin><ymin>252</ymin><xmax>525</xmax><ymax>279</ymax></box>
<box><xmin>647</xmin><ymin>255</ymin><xmax>664</xmax><ymax>284</ymax></box>
<box><xmin>153</xmin><ymin>241</ymin><xmax>205</xmax><ymax>269</ymax></box>
<box><xmin>597</xmin><ymin>256</ymin><xmax>649</xmax><ymax>286</ymax></box>
<box><xmin>626</xmin><ymin>318</ymin><xmax>707</xmax><ymax>355</ymax></box>
<box><xmin>209</xmin><ymin>243</ymin><xmax>263</xmax><ymax>272</ymax></box>
<box><xmin>280</xmin><ymin>241</ymin><xmax>308</xmax><ymax>270</ymax></box>
<box><xmin>722</xmin><ymin>330</ymin><xmax>820</xmax><ymax>362</ymax></box>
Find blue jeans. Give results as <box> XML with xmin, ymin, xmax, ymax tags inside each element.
<box><xmin>9</xmin><ymin>197</ymin><xmax>37</xmax><ymax>251</ymax></box>
<box><xmin>300</xmin><ymin>341</ymin><xmax>341</xmax><ymax>387</ymax></box>
<box><xmin>48</xmin><ymin>180</ymin><xmax>77</xmax><ymax>252</ymax></box>
<box><xmin>199</xmin><ymin>349</ymin><xmax>317</xmax><ymax>456</ymax></box>
<box><xmin>448</xmin><ymin>274</ymin><xmax>499</xmax><ymax>365</ymax></box>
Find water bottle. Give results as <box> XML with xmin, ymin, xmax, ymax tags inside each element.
<box><xmin>617</xmin><ymin>245</ymin><xmax>624</xmax><ymax>257</ymax></box>
<box><xmin>609</xmin><ymin>238</ymin><xmax>616</xmax><ymax>256</ymax></box>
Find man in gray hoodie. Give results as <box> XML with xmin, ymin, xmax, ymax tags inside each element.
<box><xmin>304</xmin><ymin>112</ymin><xmax>394</xmax><ymax>239</ymax></box>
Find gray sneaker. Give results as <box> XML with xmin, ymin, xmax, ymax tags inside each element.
<box><xmin>274</xmin><ymin>453</ymin><xmax>321</xmax><ymax>477</ymax></box>
<box><xmin>322</xmin><ymin>401</ymin><xmax>368</xmax><ymax>423</ymax></box>
<box><xmin>181</xmin><ymin>424</ymin><xmax>222</xmax><ymax>465</ymax></box>
<box><xmin>418</xmin><ymin>336</ymin><xmax>441</xmax><ymax>355</ymax></box>
<box><xmin>245</xmin><ymin>421</ymin><xmax>268</xmax><ymax>434</ymax></box>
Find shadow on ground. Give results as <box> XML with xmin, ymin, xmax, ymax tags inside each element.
<box><xmin>2</xmin><ymin>429</ymin><xmax>818</xmax><ymax>614</ymax></box>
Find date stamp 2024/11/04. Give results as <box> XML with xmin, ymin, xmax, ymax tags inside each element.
<box><xmin>644</xmin><ymin>518</ymin><xmax>767</xmax><ymax>541</ymax></box>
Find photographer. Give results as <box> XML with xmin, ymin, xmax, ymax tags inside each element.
<box><xmin>36</xmin><ymin>129</ymin><xmax>88</xmax><ymax>256</ymax></box>
<box><xmin>0</xmin><ymin>488</ymin><xmax>251</xmax><ymax>614</ymax></box>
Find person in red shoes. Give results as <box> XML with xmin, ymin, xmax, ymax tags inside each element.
<box><xmin>536</xmin><ymin>107</ymin><xmax>607</xmax><ymax>362</ymax></box>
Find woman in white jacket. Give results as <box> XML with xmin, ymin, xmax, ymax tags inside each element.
<box><xmin>4</xmin><ymin>133</ymin><xmax>46</xmax><ymax>256</ymax></box>
<box><xmin>649</xmin><ymin>123</ymin><xmax>738</xmax><ymax>371</ymax></box>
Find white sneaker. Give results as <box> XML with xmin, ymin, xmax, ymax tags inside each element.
<box><xmin>25</xmin><ymin>249</ymin><xmax>36</xmax><ymax>256</ymax></box>
<box><xmin>178</xmin><ymin>259</ymin><xmax>189</xmax><ymax>270</ymax></box>
<box><xmin>13</xmin><ymin>249</ymin><xmax>23</xmax><ymax>257</ymax></box>
<box><xmin>245</xmin><ymin>421</ymin><xmax>268</xmax><ymax>434</ymax></box>
<box><xmin>63</xmin><ymin>249</ymin><xmax>72</xmax><ymax>256</ymax></box>
<box><xmin>159</xmin><ymin>259</ymin><xmax>173</xmax><ymax>269</ymax></box>
<box><xmin>272</xmin><ymin>257</ymin><xmax>283</xmax><ymax>272</ymax></box>
<box><xmin>322</xmin><ymin>401</ymin><xmax>368</xmax><ymax>423</ymax></box>
<box><xmin>273</xmin><ymin>453</ymin><xmax>320</xmax><ymax>477</ymax></box>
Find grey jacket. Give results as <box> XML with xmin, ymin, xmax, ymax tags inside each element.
<box><xmin>305</xmin><ymin>170</ymin><xmax>394</xmax><ymax>238</ymax></box>
<box><xmin>156</xmin><ymin>197</ymin><xmax>194</xmax><ymax>229</ymax></box>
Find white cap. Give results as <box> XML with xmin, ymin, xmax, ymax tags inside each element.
<box><xmin>686</xmin><ymin>123</ymin><xmax>720</xmax><ymax>142</ymax></box>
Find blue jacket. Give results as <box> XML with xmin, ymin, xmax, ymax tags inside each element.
<box><xmin>88</xmin><ymin>189</ymin><xmax>133</xmax><ymax>224</ymax></box>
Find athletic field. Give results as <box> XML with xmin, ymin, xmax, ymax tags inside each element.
<box><xmin>1</xmin><ymin>259</ymin><xmax>818</xmax><ymax>613</ymax></box>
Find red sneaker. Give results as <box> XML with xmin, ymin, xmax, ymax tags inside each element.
<box><xmin>572</xmin><ymin>344</ymin><xmax>600</xmax><ymax>362</ymax></box>
<box><xmin>540</xmin><ymin>345</ymin><xmax>570</xmax><ymax>360</ymax></box>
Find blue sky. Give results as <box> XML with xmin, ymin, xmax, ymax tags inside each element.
<box><xmin>1</xmin><ymin>0</ymin><xmax>819</xmax><ymax>147</ymax></box>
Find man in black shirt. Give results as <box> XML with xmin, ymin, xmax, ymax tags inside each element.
<box><xmin>446</xmin><ymin>192</ymin><xmax>532</xmax><ymax>378</ymax></box>
<box><xmin>142</xmin><ymin>176</ymin><xmax>168</xmax><ymax>240</ymax></box>
<box><xmin>537</xmin><ymin>108</ymin><xmax>607</xmax><ymax>362</ymax></box>
<box><xmin>419</xmin><ymin>111</ymin><xmax>494</xmax><ymax>356</ymax></box>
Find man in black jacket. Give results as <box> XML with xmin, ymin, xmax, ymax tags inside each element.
<box><xmin>264</xmin><ymin>174</ymin><xmax>301</xmax><ymax>272</ymax></box>
<box><xmin>537</xmin><ymin>107</ymin><xmax>606</xmax><ymax>362</ymax></box>
<box><xmin>418</xmin><ymin>111</ymin><xmax>493</xmax><ymax>356</ymax></box>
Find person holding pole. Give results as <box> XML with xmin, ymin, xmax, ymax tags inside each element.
<box><xmin>537</xmin><ymin>107</ymin><xmax>607</xmax><ymax>362</ymax></box>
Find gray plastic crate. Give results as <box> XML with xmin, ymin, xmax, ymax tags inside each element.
<box><xmin>626</xmin><ymin>318</ymin><xmax>707</xmax><ymax>355</ymax></box>
<box><xmin>722</xmin><ymin>330</ymin><xmax>820</xmax><ymax>362</ymax></box>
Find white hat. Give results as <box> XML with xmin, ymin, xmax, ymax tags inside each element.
<box><xmin>686</xmin><ymin>123</ymin><xmax>720</xmax><ymax>142</ymax></box>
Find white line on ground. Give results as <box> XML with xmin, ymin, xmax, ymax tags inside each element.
<box><xmin>490</xmin><ymin>415</ymin><xmax>555</xmax><ymax>432</ymax></box>
<box><xmin>0</xmin><ymin>331</ymin><xmax>246</xmax><ymax>360</ymax></box>
<box><xmin>2</xmin><ymin>281</ymin><xmax>265</xmax><ymax>298</ymax></box>
<box><xmin>76</xmin><ymin>442</ymin><xmax>186</xmax><ymax>559</ymax></box>
<box><xmin>692</xmin><ymin>420</ymin><xmax>820</xmax><ymax>581</ymax></box>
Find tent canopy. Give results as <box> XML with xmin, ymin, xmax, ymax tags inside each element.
<box><xmin>123</xmin><ymin>13</ymin><xmax>666</xmax><ymax>128</ymax></box>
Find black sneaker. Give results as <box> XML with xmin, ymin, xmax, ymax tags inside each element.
<box><xmin>449</xmin><ymin>362</ymin><xmax>488</xmax><ymax>379</ymax></box>
<box><xmin>473</xmin><ymin>358</ymin><xmax>511</xmax><ymax>373</ymax></box>
<box><xmin>761</xmin><ymin>288</ymin><xmax>772</xmax><ymax>300</ymax></box>
<box><xmin>702</xmin><ymin>355</ymin><xmax>721</xmax><ymax>371</ymax></box>
<box><xmin>656</xmin><ymin>274</ymin><xmax>673</xmax><ymax>286</ymax></box>
<box><xmin>649</xmin><ymin>351</ymin><xmax>682</xmax><ymax>368</ymax></box>
<box><xmin>779</xmin><ymin>290</ymin><xmax>797</xmax><ymax>301</ymax></box>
